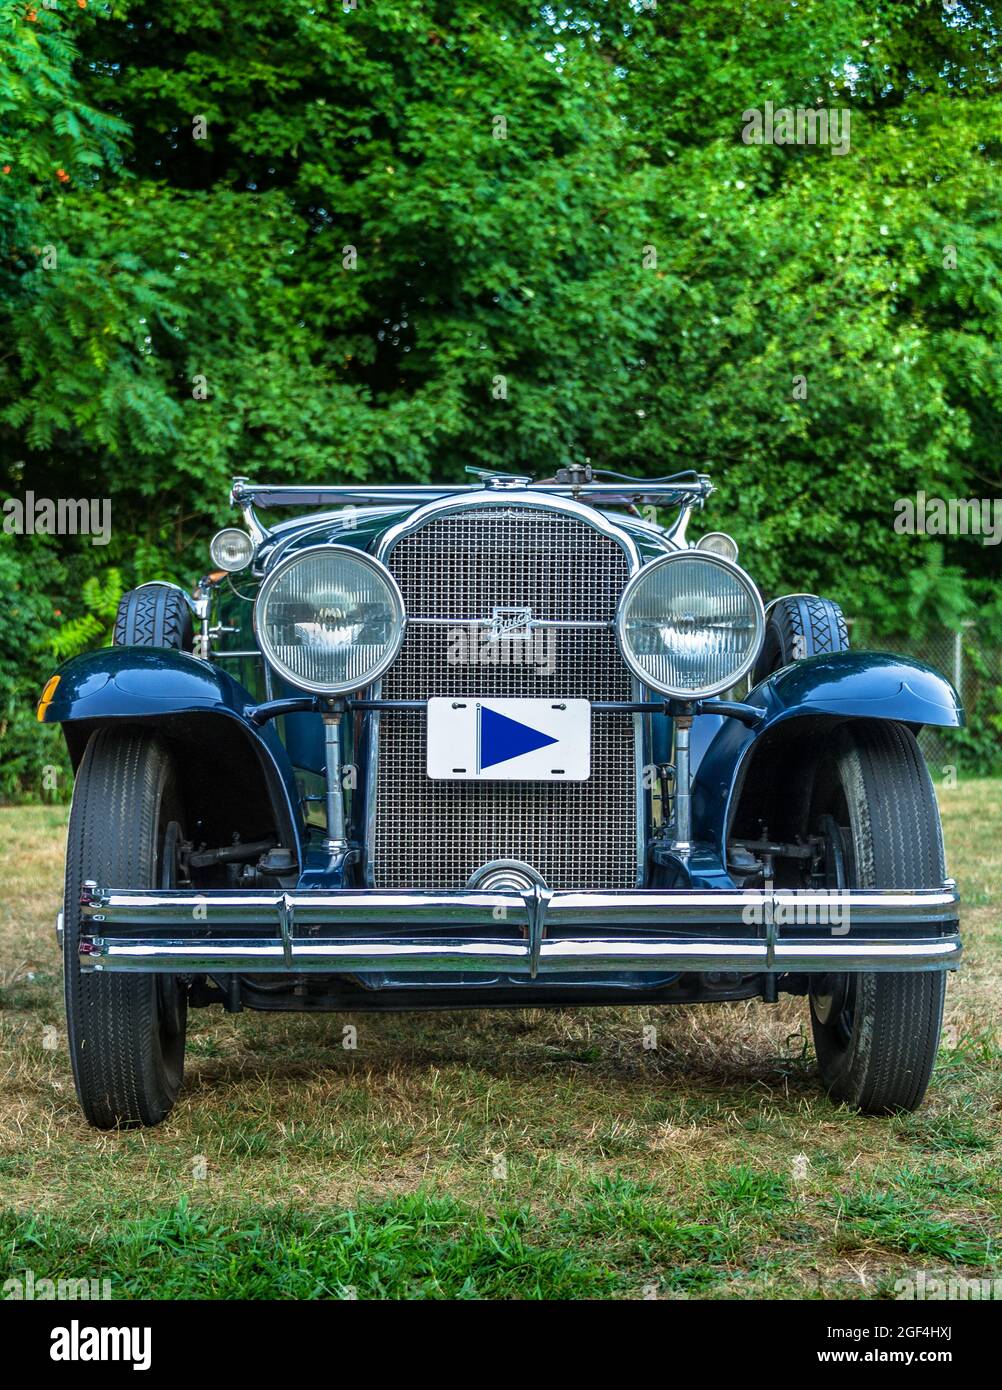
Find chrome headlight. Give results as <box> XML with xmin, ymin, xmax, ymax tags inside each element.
<box><xmin>695</xmin><ymin>531</ymin><xmax>740</xmax><ymax>563</ymax></box>
<box><xmin>254</xmin><ymin>545</ymin><xmax>406</xmax><ymax>694</ymax></box>
<box><xmin>616</xmin><ymin>552</ymin><xmax>765</xmax><ymax>698</ymax></box>
<box><xmin>210</xmin><ymin>527</ymin><xmax>254</xmax><ymax>573</ymax></box>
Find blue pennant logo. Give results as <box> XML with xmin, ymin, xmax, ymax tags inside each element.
<box><xmin>478</xmin><ymin>704</ymin><xmax>559</xmax><ymax>772</ymax></box>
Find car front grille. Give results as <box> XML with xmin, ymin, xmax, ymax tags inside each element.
<box><xmin>370</xmin><ymin>505</ymin><xmax>639</xmax><ymax>890</ymax></box>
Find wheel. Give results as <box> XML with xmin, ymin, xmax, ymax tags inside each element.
<box><xmin>752</xmin><ymin>594</ymin><xmax>848</xmax><ymax>684</ymax></box>
<box><xmin>807</xmin><ymin>721</ymin><xmax>947</xmax><ymax>1114</ymax></box>
<box><xmin>64</xmin><ymin>728</ymin><xmax>188</xmax><ymax>1128</ymax></box>
<box><xmin>115</xmin><ymin>583</ymin><xmax>194</xmax><ymax>651</ymax></box>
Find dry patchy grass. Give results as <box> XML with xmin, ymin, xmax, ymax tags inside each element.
<box><xmin>0</xmin><ymin>781</ymin><xmax>998</xmax><ymax>1298</ymax></box>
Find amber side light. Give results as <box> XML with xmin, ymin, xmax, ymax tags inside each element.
<box><xmin>36</xmin><ymin>674</ymin><xmax>60</xmax><ymax>722</ymax></box>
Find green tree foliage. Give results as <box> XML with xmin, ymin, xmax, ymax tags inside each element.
<box><xmin>49</xmin><ymin>565</ymin><xmax>122</xmax><ymax>660</ymax></box>
<box><xmin>0</xmin><ymin>0</ymin><xmax>999</xmax><ymax>795</ymax></box>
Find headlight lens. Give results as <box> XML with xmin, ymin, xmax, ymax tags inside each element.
<box><xmin>695</xmin><ymin>531</ymin><xmax>740</xmax><ymax>562</ymax></box>
<box><xmin>616</xmin><ymin>552</ymin><xmax>764</xmax><ymax>698</ymax></box>
<box><xmin>255</xmin><ymin>545</ymin><xmax>406</xmax><ymax>694</ymax></box>
<box><xmin>210</xmin><ymin>528</ymin><xmax>254</xmax><ymax>572</ymax></box>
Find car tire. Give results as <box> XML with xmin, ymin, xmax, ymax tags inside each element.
<box><xmin>114</xmin><ymin>583</ymin><xmax>194</xmax><ymax>651</ymax></box>
<box><xmin>752</xmin><ymin>594</ymin><xmax>848</xmax><ymax>684</ymax></box>
<box><xmin>807</xmin><ymin>721</ymin><xmax>947</xmax><ymax>1114</ymax></box>
<box><xmin>64</xmin><ymin>728</ymin><xmax>188</xmax><ymax>1129</ymax></box>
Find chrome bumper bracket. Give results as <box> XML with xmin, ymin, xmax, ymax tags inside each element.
<box><xmin>277</xmin><ymin>892</ymin><xmax>294</xmax><ymax>970</ymax></box>
<box><xmin>525</xmin><ymin>882</ymin><xmax>553</xmax><ymax>979</ymax></box>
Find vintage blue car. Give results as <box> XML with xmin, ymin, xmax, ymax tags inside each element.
<box><xmin>40</xmin><ymin>468</ymin><xmax>963</xmax><ymax>1127</ymax></box>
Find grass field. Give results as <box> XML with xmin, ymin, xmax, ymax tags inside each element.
<box><xmin>0</xmin><ymin>782</ymin><xmax>999</xmax><ymax>1299</ymax></box>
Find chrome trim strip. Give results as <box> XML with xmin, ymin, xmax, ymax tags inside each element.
<box><xmin>82</xmin><ymin>887</ymin><xmax>532</xmax><ymax>927</ymax></box>
<box><xmin>84</xmin><ymin>939</ymin><xmax>533</xmax><ymax>973</ymax></box>
<box><xmin>405</xmin><ymin>616</ymin><xmax>613</xmax><ymax>630</ymax></box>
<box><xmin>80</xmin><ymin>935</ymin><xmax>961</xmax><ymax>976</ymax></box>
<box><xmin>373</xmin><ymin>490</ymin><xmax>643</xmax><ymax>570</ymax></box>
<box><xmin>232</xmin><ymin>481</ymin><xmax>713</xmax><ymax>509</ymax></box>
<box><xmin>81</xmin><ymin>884</ymin><xmax>960</xmax><ymax>927</ymax></box>
<box><xmin>544</xmin><ymin>886</ymin><xmax>960</xmax><ymax>925</ymax></box>
<box><xmin>257</xmin><ymin>508</ymin><xmax>409</xmax><ymax>575</ymax></box>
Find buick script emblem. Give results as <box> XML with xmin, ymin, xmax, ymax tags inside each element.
<box><xmin>488</xmin><ymin>606</ymin><xmax>533</xmax><ymax>641</ymax></box>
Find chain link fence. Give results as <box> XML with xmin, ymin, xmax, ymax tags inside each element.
<box><xmin>846</xmin><ymin>618</ymin><xmax>1001</xmax><ymax>773</ymax></box>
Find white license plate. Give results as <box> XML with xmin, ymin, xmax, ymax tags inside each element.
<box><xmin>426</xmin><ymin>698</ymin><xmax>591</xmax><ymax>781</ymax></box>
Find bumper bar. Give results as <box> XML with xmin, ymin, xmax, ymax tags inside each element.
<box><xmin>77</xmin><ymin>882</ymin><xmax>961</xmax><ymax>976</ymax></box>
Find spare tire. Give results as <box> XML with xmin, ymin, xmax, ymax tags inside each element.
<box><xmin>752</xmin><ymin>594</ymin><xmax>848</xmax><ymax>684</ymax></box>
<box><xmin>114</xmin><ymin>583</ymin><xmax>194</xmax><ymax>652</ymax></box>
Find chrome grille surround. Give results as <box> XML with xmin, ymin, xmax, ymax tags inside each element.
<box><xmin>367</xmin><ymin>492</ymin><xmax>644</xmax><ymax>891</ymax></box>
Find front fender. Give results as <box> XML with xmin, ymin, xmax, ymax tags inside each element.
<box><xmin>692</xmin><ymin>651</ymin><xmax>963</xmax><ymax>852</ymax></box>
<box><xmin>40</xmin><ymin>647</ymin><xmax>304</xmax><ymax>859</ymax></box>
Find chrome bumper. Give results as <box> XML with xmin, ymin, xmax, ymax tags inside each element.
<box><xmin>77</xmin><ymin>882</ymin><xmax>961</xmax><ymax>976</ymax></box>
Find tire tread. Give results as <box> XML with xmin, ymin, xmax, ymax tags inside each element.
<box><xmin>64</xmin><ymin>729</ymin><xmax>186</xmax><ymax>1128</ymax></box>
<box><xmin>114</xmin><ymin>585</ymin><xmax>193</xmax><ymax>651</ymax></box>
<box><xmin>752</xmin><ymin>594</ymin><xmax>849</xmax><ymax>683</ymax></box>
<box><xmin>811</xmin><ymin>722</ymin><xmax>946</xmax><ymax>1113</ymax></box>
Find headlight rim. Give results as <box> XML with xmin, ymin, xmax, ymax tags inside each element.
<box><xmin>209</xmin><ymin>527</ymin><xmax>255</xmax><ymax>574</ymax></box>
<box><xmin>253</xmin><ymin>542</ymin><xmax>407</xmax><ymax>696</ymax></box>
<box><xmin>615</xmin><ymin>550</ymin><xmax>765</xmax><ymax>699</ymax></box>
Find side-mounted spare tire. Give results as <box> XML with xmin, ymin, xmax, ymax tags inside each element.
<box><xmin>752</xmin><ymin>594</ymin><xmax>849</xmax><ymax>684</ymax></box>
<box><xmin>115</xmin><ymin>583</ymin><xmax>194</xmax><ymax>651</ymax></box>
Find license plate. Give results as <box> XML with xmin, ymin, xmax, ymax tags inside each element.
<box><xmin>426</xmin><ymin>698</ymin><xmax>591</xmax><ymax>781</ymax></box>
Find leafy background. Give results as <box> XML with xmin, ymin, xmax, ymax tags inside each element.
<box><xmin>1</xmin><ymin>0</ymin><xmax>999</xmax><ymax>799</ymax></box>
